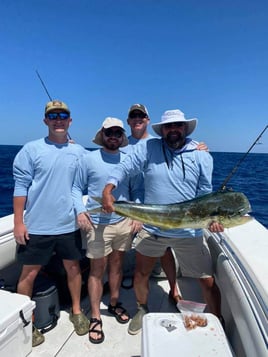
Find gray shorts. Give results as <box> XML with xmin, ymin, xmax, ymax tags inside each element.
<box><xmin>84</xmin><ymin>217</ymin><xmax>133</xmax><ymax>259</ymax></box>
<box><xmin>134</xmin><ymin>229</ymin><xmax>213</xmax><ymax>278</ymax></box>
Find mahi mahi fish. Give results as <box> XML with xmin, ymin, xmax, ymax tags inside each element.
<box><xmin>92</xmin><ymin>191</ymin><xmax>252</xmax><ymax>229</ymax></box>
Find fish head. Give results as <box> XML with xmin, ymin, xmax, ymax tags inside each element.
<box><xmin>208</xmin><ymin>191</ymin><xmax>252</xmax><ymax>228</ymax></box>
<box><xmin>218</xmin><ymin>191</ymin><xmax>251</xmax><ymax>217</ymax></box>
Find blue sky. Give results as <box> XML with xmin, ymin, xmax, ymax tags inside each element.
<box><xmin>0</xmin><ymin>0</ymin><xmax>267</xmax><ymax>152</ymax></box>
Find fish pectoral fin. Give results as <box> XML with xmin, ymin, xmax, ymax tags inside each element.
<box><xmin>91</xmin><ymin>196</ymin><xmax>102</xmax><ymax>204</ymax></box>
<box><xmin>90</xmin><ymin>207</ymin><xmax>102</xmax><ymax>213</ymax></box>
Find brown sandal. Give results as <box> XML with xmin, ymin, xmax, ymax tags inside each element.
<box><xmin>89</xmin><ymin>318</ymin><xmax>104</xmax><ymax>344</ymax></box>
<box><xmin>108</xmin><ymin>302</ymin><xmax>130</xmax><ymax>324</ymax></box>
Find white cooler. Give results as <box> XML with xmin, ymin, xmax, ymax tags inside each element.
<box><xmin>0</xmin><ymin>290</ymin><xmax>35</xmax><ymax>356</ymax></box>
<box><xmin>142</xmin><ymin>313</ymin><xmax>233</xmax><ymax>357</ymax></box>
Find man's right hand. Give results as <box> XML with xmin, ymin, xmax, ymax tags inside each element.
<box><xmin>14</xmin><ymin>223</ymin><xmax>29</xmax><ymax>245</ymax></box>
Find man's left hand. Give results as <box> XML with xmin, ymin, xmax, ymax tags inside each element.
<box><xmin>209</xmin><ymin>222</ymin><xmax>224</xmax><ymax>232</ymax></box>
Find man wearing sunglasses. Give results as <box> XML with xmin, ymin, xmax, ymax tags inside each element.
<box><xmin>127</xmin><ymin>104</ymin><xmax>152</xmax><ymax>144</ymax></box>
<box><xmin>13</xmin><ymin>100</ymin><xmax>89</xmax><ymax>347</ymax></box>
<box><xmin>72</xmin><ymin>117</ymin><xmax>143</xmax><ymax>344</ymax></box>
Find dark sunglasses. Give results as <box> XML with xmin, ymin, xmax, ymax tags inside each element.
<box><xmin>103</xmin><ymin>128</ymin><xmax>124</xmax><ymax>138</ymax></box>
<box><xmin>46</xmin><ymin>112</ymin><xmax>69</xmax><ymax>120</ymax></box>
<box><xmin>163</xmin><ymin>122</ymin><xmax>185</xmax><ymax>129</ymax></box>
<box><xmin>129</xmin><ymin>112</ymin><xmax>147</xmax><ymax>119</ymax></box>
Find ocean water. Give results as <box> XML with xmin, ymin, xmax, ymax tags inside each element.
<box><xmin>0</xmin><ymin>145</ymin><xmax>267</xmax><ymax>228</ymax></box>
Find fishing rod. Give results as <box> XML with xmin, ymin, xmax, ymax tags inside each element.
<box><xmin>36</xmin><ymin>70</ymin><xmax>52</xmax><ymax>101</ymax></box>
<box><xmin>220</xmin><ymin>124</ymin><xmax>268</xmax><ymax>191</ymax></box>
<box><xmin>35</xmin><ymin>70</ymin><xmax>72</xmax><ymax>140</ymax></box>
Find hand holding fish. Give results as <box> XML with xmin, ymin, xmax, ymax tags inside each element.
<box><xmin>102</xmin><ymin>184</ymin><xmax>116</xmax><ymax>213</ymax></box>
<box><xmin>77</xmin><ymin>212</ymin><xmax>93</xmax><ymax>231</ymax></box>
<box><xmin>208</xmin><ymin>221</ymin><xmax>224</xmax><ymax>232</ymax></box>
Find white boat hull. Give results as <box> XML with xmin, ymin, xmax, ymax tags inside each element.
<box><xmin>0</xmin><ymin>214</ymin><xmax>16</xmax><ymax>270</ymax></box>
<box><xmin>0</xmin><ymin>207</ymin><xmax>267</xmax><ymax>356</ymax></box>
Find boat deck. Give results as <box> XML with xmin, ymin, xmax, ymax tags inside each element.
<box><xmin>30</xmin><ymin>276</ymin><xmax>204</xmax><ymax>357</ymax></box>
<box><xmin>2</xmin><ymin>218</ymin><xmax>267</xmax><ymax>356</ymax></box>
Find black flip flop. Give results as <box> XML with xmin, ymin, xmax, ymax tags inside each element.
<box><xmin>89</xmin><ymin>318</ymin><xmax>104</xmax><ymax>344</ymax></box>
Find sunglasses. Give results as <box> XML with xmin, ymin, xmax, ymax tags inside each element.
<box><xmin>103</xmin><ymin>128</ymin><xmax>124</xmax><ymax>138</ymax></box>
<box><xmin>163</xmin><ymin>122</ymin><xmax>185</xmax><ymax>129</ymax></box>
<box><xmin>46</xmin><ymin>112</ymin><xmax>70</xmax><ymax>120</ymax></box>
<box><xmin>129</xmin><ymin>112</ymin><xmax>147</xmax><ymax>119</ymax></box>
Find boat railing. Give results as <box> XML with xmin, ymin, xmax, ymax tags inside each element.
<box><xmin>205</xmin><ymin>221</ymin><xmax>268</xmax><ymax>354</ymax></box>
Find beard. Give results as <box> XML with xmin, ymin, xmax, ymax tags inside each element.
<box><xmin>165</xmin><ymin>131</ymin><xmax>185</xmax><ymax>148</ymax></box>
<box><xmin>103</xmin><ymin>140</ymin><xmax>121</xmax><ymax>151</ymax></box>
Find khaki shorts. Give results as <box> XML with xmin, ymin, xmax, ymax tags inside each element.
<box><xmin>83</xmin><ymin>217</ymin><xmax>133</xmax><ymax>259</ymax></box>
<box><xmin>134</xmin><ymin>229</ymin><xmax>213</xmax><ymax>278</ymax></box>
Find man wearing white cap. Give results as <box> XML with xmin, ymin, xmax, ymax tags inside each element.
<box><xmin>72</xmin><ymin>117</ymin><xmax>143</xmax><ymax>344</ymax></box>
<box><xmin>102</xmin><ymin>108</ymin><xmax>223</xmax><ymax>335</ymax></box>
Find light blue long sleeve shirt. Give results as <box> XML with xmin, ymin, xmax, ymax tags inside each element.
<box><xmin>106</xmin><ymin>138</ymin><xmax>213</xmax><ymax>238</ymax></box>
<box><xmin>72</xmin><ymin>148</ymin><xmax>143</xmax><ymax>225</ymax></box>
<box><xmin>121</xmin><ymin>134</ymin><xmax>155</xmax><ymax>201</ymax></box>
<box><xmin>126</xmin><ymin>133</ymin><xmax>155</xmax><ymax>147</ymax></box>
<box><xmin>13</xmin><ymin>137</ymin><xmax>86</xmax><ymax>234</ymax></box>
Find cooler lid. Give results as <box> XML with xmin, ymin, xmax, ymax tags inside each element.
<box><xmin>0</xmin><ymin>290</ymin><xmax>35</xmax><ymax>331</ymax></box>
<box><xmin>142</xmin><ymin>313</ymin><xmax>233</xmax><ymax>357</ymax></box>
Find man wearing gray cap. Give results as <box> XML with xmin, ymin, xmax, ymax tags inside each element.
<box><xmin>102</xmin><ymin>108</ymin><xmax>223</xmax><ymax>335</ymax></box>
